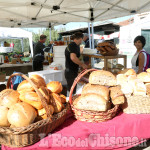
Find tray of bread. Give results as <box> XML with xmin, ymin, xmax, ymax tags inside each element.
<box><xmin>69</xmin><ymin>69</ymin><xmax>123</xmax><ymax>123</ymax></box>
<box><xmin>0</xmin><ymin>73</ymin><xmax>70</xmax><ymax>147</ymax></box>
<box><xmin>117</xmin><ymin>68</ymin><xmax>150</xmax><ymax>114</ymax></box>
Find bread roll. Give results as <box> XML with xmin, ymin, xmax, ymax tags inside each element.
<box><xmin>116</xmin><ymin>74</ymin><xmax>128</xmax><ymax>85</ymax></box>
<box><xmin>82</xmin><ymin>83</ymin><xmax>109</xmax><ymax>101</ymax></box>
<box><xmin>0</xmin><ymin>106</ymin><xmax>10</xmax><ymax>127</ymax></box>
<box><xmin>30</xmin><ymin>74</ymin><xmax>46</xmax><ymax>88</ymax></box>
<box><xmin>0</xmin><ymin>89</ymin><xmax>20</xmax><ymax>108</ymax></box>
<box><xmin>7</xmin><ymin>102</ymin><xmax>37</xmax><ymax>127</ymax></box>
<box><xmin>19</xmin><ymin>91</ymin><xmax>43</xmax><ymax>110</ymax></box>
<box><xmin>111</xmin><ymin>96</ymin><xmax>125</xmax><ymax>105</ymax></box>
<box><xmin>17</xmin><ymin>80</ymin><xmax>34</xmax><ymax>93</ymax></box>
<box><xmin>38</xmin><ymin>105</ymin><xmax>54</xmax><ymax>116</ymax></box>
<box><xmin>74</xmin><ymin>93</ymin><xmax>108</xmax><ymax>111</ymax></box>
<box><xmin>109</xmin><ymin>86</ymin><xmax>124</xmax><ymax>100</ymax></box>
<box><xmin>120</xmin><ymin>82</ymin><xmax>133</xmax><ymax>96</ymax></box>
<box><xmin>59</xmin><ymin>94</ymin><xmax>66</xmax><ymax>104</ymax></box>
<box><xmin>137</xmin><ymin>72</ymin><xmax>150</xmax><ymax>83</ymax></box>
<box><xmin>50</xmin><ymin>93</ymin><xmax>63</xmax><ymax>113</ymax></box>
<box><xmin>89</xmin><ymin>70</ymin><xmax>117</xmax><ymax>86</ymax></box>
<box><xmin>133</xmin><ymin>79</ymin><xmax>146</xmax><ymax>96</ymax></box>
<box><xmin>145</xmin><ymin>83</ymin><xmax>150</xmax><ymax>96</ymax></box>
<box><xmin>124</xmin><ymin>69</ymin><xmax>136</xmax><ymax>76</ymax></box>
<box><xmin>39</xmin><ymin>86</ymin><xmax>50</xmax><ymax>104</ymax></box>
<box><xmin>146</xmin><ymin>68</ymin><xmax>150</xmax><ymax>73</ymax></box>
<box><xmin>47</xmin><ymin>81</ymin><xmax>63</xmax><ymax>93</ymax></box>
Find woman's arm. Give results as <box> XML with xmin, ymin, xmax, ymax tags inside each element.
<box><xmin>137</xmin><ymin>52</ymin><xmax>145</xmax><ymax>74</ymax></box>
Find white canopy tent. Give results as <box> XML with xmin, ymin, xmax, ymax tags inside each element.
<box><xmin>0</xmin><ymin>0</ymin><xmax>149</xmax><ymax>27</ymax></box>
<box><xmin>0</xmin><ymin>27</ymin><xmax>33</xmax><ymax>55</ymax></box>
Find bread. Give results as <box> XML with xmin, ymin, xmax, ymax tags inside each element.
<box><xmin>74</xmin><ymin>93</ymin><xmax>108</xmax><ymax>111</ymax></box>
<box><xmin>109</xmin><ymin>86</ymin><xmax>124</xmax><ymax>100</ymax></box>
<box><xmin>82</xmin><ymin>83</ymin><xmax>109</xmax><ymax>101</ymax></box>
<box><xmin>118</xmin><ymin>68</ymin><xmax>132</xmax><ymax>74</ymax></box>
<box><xmin>111</xmin><ymin>96</ymin><xmax>125</xmax><ymax>105</ymax></box>
<box><xmin>0</xmin><ymin>106</ymin><xmax>10</xmax><ymax>127</ymax></box>
<box><xmin>59</xmin><ymin>94</ymin><xmax>66</xmax><ymax>104</ymax></box>
<box><xmin>89</xmin><ymin>70</ymin><xmax>117</xmax><ymax>86</ymax></box>
<box><xmin>137</xmin><ymin>72</ymin><xmax>150</xmax><ymax>82</ymax></box>
<box><xmin>133</xmin><ymin>79</ymin><xmax>146</xmax><ymax>96</ymax></box>
<box><xmin>116</xmin><ymin>74</ymin><xmax>128</xmax><ymax>85</ymax></box>
<box><xmin>50</xmin><ymin>93</ymin><xmax>63</xmax><ymax>113</ymax></box>
<box><xmin>38</xmin><ymin>105</ymin><xmax>54</xmax><ymax>116</ymax></box>
<box><xmin>124</xmin><ymin>69</ymin><xmax>136</xmax><ymax>76</ymax></box>
<box><xmin>145</xmin><ymin>83</ymin><xmax>150</xmax><ymax>96</ymax></box>
<box><xmin>39</xmin><ymin>86</ymin><xmax>50</xmax><ymax>104</ymax></box>
<box><xmin>19</xmin><ymin>91</ymin><xmax>43</xmax><ymax>110</ymax></box>
<box><xmin>146</xmin><ymin>68</ymin><xmax>150</xmax><ymax>73</ymax></box>
<box><xmin>47</xmin><ymin>81</ymin><xmax>63</xmax><ymax>93</ymax></box>
<box><xmin>17</xmin><ymin>80</ymin><xmax>34</xmax><ymax>93</ymax></box>
<box><xmin>120</xmin><ymin>82</ymin><xmax>133</xmax><ymax>96</ymax></box>
<box><xmin>30</xmin><ymin>74</ymin><xmax>46</xmax><ymax>88</ymax></box>
<box><xmin>0</xmin><ymin>89</ymin><xmax>20</xmax><ymax>108</ymax></box>
<box><xmin>7</xmin><ymin>102</ymin><xmax>37</xmax><ymax>127</ymax></box>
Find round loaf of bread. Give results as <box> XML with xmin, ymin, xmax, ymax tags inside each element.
<box><xmin>82</xmin><ymin>83</ymin><xmax>109</xmax><ymax>101</ymax></box>
<box><xmin>89</xmin><ymin>70</ymin><xmax>117</xmax><ymax>86</ymax></box>
<box><xmin>50</xmin><ymin>93</ymin><xmax>63</xmax><ymax>113</ymax></box>
<box><xmin>137</xmin><ymin>72</ymin><xmax>150</xmax><ymax>82</ymax></box>
<box><xmin>38</xmin><ymin>105</ymin><xmax>54</xmax><ymax>116</ymax></box>
<box><xmin>124</xmin><ymin>69</ymin><xmax>136</xmax><ymax>76</ymax></box>
<box><xmin>7</xmin><ymin>102</ymin><xmax>37</xmax><ymax>127</ymax></box>
<box><xmin>59</xmin><ymin>94</ymin><xmax>66</xmax><ymax>104</ymax></box>
<box><xmin>47</xmin><ymin>81</ymin><xmax>63</xmax><ymax>93</ymax></box>
<box><xmin>19</xmin><ymin>91</ymin><xmax>43</xmax><ymax>110</ymax></box>
<box><xmin>0</xmin><ymin>89</ymin><xmax>20</xmax><ymax>108</ymax></box>
<box><xmin>30</xmin><ymin>74</ymin><xmax>46</xmax><ymax>88</ymax></box>
<box><xmin>74</xmin><ymin>93</ymin><xmax>108</xmax><ymax>111</ymax></box>
<box><xmin>0</xmin><ymin>106</ymin><xmax>10</xmax><ymax>127</ymax></box>
<box><xmin>17</xmin><ymin>80</ymin><xmax>34</xmax><ymax>93</ymax></box>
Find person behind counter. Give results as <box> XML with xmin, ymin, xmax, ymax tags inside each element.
<box><xmin>33</xmin><ymin>35</ymin><xmax>53</xmax><ymax>71</ymax></box>
<box><xmin>131</xmin><ymin>35</ymin><xmax>147</xmax><ymax>74</ymax></box>
<box><xmin>65</xmin><ymin>32</ymin><xmax>88</xmax><ymax>94</ymax></box>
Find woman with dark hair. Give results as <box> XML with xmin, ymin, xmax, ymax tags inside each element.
<box><xmin>131</xmin><ymin>35</ymin><xmax>147</xmax><ymax>73</ymax></box>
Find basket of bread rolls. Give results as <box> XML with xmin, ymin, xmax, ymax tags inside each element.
<box><xmin>117</xmin><ymin>68</ymin><xmax>150</xmax><ymax>114</ymax></box>
<box><xmin>69</xmin><ymin>69</ymin><xmax>123</xmax><ymax>123</ymax></box>
<box><xmin>0</xmin><ymin>73</ymin><xmax>69</xmax><ymax>147</ymax></box>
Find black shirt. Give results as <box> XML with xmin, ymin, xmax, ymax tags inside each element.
<box><xmin>65</xmin><ymin>42</ymin><xmax>80</xmax><ymax>72</ymax></box>
<box><xmin>84</xmin><ymin>38</ymin><xmax>90</xmax><ymax>48</ymax></box>
<box><xmin>33</xmin><ymin>41</ymin><xmax>45</xmax><ymax>62</ymax></box>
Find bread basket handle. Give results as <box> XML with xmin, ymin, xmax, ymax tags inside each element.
<box><xmin>7</xmin><ymin>73</ymin><xmax>52</xmax><ymax>120</ymax></box>
<box><xmin>69</xmin><ymin>69</ymin><xmax>98</xmax><ymax>104</ymax></box>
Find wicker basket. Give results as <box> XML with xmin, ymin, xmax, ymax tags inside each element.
<box><xmin>122</xmin><ymin>95</ymin><xmax>150</xmax><ymax>114</ymax></box>
<box><xmin>0</xmin><ymin>73</ymin><xmax>70</xmax><ymax>147</ymax></box>
<box><xmin>69</xmin><ymin>69</ymin><xmax>120</xmax><ymax>123</ymax></box>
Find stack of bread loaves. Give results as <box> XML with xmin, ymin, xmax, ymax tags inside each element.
<box><xmin>73</xmin><ymin>70</ymin><xmax>125</xmax><ymax>112</ymax></box>
<box><xmin>0</xmin><ymin>74</ymin><xmax>66</xmax><ymax>127</ymax></box>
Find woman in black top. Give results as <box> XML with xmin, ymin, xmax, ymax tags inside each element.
<box><xmin>65</xmin><ymin>32</ymin><xmax>88</xmax><ymax>95</ymax></box>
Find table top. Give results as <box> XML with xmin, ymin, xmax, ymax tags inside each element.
<box><xmin>82</xmin><ymin>54</ymin><xmax>127</xmax><ymax>59</ymax></box>
<box><xmin>2</xmin><ymin>111</ymin><xmax>150</xmax><ymax>150</ymax></box>
<box><xmin>0</xmin><ymin>63</ymin><xmax>32</xmax><ymax>68</ymax></box>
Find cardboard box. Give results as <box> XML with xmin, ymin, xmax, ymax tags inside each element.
<box><xmin>0</xmin><ymin>72</ymin><xmax>6</xmax><ymax>82</ymax></box>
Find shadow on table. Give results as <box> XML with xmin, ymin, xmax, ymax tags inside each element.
<box><xmin>128</xmin><ymin>139</ymin><xmax>150</xmax><ymax>150</ymax></box>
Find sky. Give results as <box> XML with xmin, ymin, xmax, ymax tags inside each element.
<box><xmin>25</xmin><ymin>15</ymin><xmax>133</xmax><ymax>34</ymax></box>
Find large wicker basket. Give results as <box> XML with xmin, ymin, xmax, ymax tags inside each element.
<box><xmin>122</xmin><ymin>95</ymin><xmax>150</xmax><ymax>114</ymax></box>
<box><xmin>0</xmin><ymin>73</ymin><xmax>70</xmax><ymax>147</ymax></box>
<box><xmin>69</xmin><ymin>69</ymin><xmax>119</xmax><ymax>123</ymax></box>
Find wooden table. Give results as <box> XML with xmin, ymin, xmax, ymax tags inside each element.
<box><xmin>0</xmin><ymin>63</ymin><xmax>32</xmax><ymax>76</ymax></box>
<box><xmin>82</xmin><ymin>54</ymin><xmax>127</xmax><ymax>70</ymax></box>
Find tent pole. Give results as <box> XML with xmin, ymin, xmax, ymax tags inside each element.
<box><xmin>88</xmin><ymin>22</ymin><xmax>91</xmax><ymax>49</ymax></box>
<box><xmin>49</xmin><ymin>27</ymin><xmax>52</xmax><ymax>41</ymax></box>
<box><xmin>91</xmin><ymin>22</ymin><xmax>95</xmax><ymax>49</ymax></box>
<box><xmin>21</xmin><ymin>38</ymin><xmax>24</xmax><ymax>52</ymax></box>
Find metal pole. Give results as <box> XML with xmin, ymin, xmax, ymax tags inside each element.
<box><xmin>21</xmin><ymin>38</ymin><xmax>24</xmax><ymax>52</ymax></box>
<box><xmin>91</xmin><ymin>22</ymin><xmax>95</xmax><ymax>49</ymax></box>
<box><xmin>49</xmin><ymin>27</ymin><xmax>52</xmax><ymax>41</ymax></box>
<box><xmin>88</xmin><ymin>22</ymin><xmax>91</xmax><ymax>49</ymax></box>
